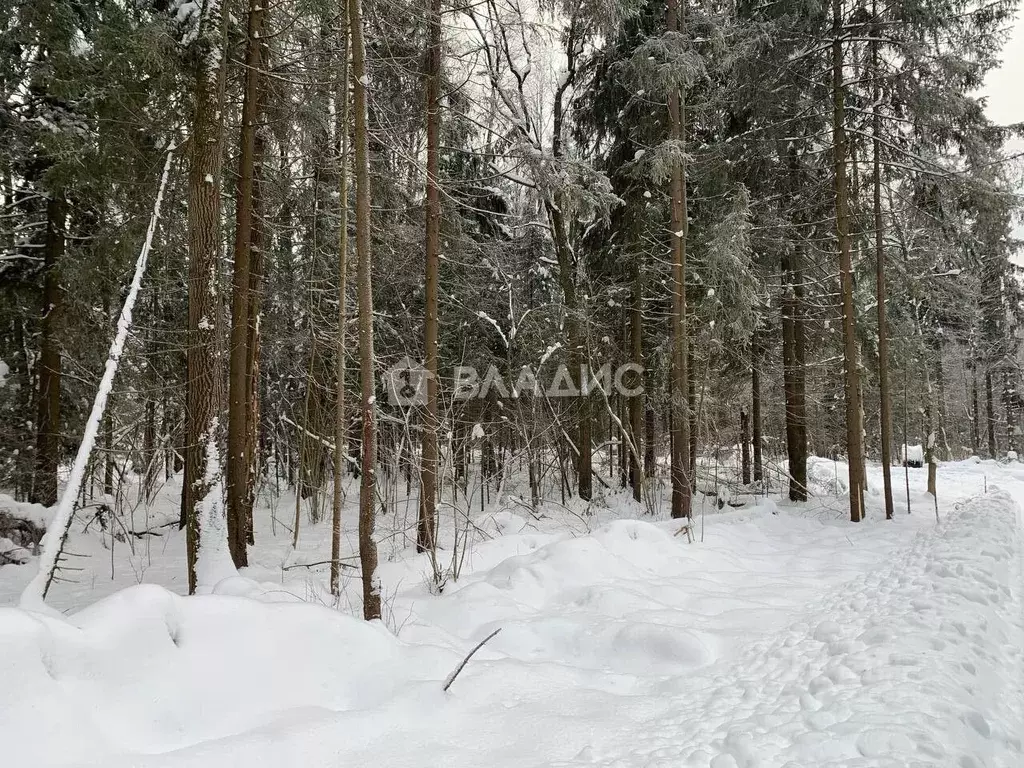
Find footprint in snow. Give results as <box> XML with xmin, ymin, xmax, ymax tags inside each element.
<box><xmin>812</xmin><ymin>621</ymin><xmax>842</xmax><ymax>643</ymax></box>
<box><xmin>962</xmin><ymin>710</ymin><xmax>991</xmax><ymax>738</ymax></box>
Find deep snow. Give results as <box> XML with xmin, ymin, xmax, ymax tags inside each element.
<box><xmin>1</xmin><ymin>458</ymin><xmax>1023</xmax><ymax>767</ymax></box>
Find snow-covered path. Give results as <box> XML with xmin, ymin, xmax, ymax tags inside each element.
<box><xmin>583</xmin><ymin>490</ymin><xmax>1024</xmax><ymax>768</ymax></box>
<box><xmin>3</xmin><ymin>461</ymin><xmax>1024</xmax><ymax>767</ymax></box>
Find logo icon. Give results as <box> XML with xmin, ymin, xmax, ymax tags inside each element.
<box><xmin>384</xmin><ymin>356</ymin><xmax>429</xmax><ymax>406</ymax></box>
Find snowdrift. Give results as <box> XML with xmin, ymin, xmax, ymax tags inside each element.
<box><xmin>0</xmin><ymin>487</ymin><xmax>1021</xmax><ymax>767</ymax></box>
<box><xmin>0</xmin><ymin>585</ymin><xmax>448</xmax><ymax>766</ymax></box>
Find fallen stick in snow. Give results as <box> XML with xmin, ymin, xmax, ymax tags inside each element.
<box><xmin>281</xmin><ymin>559</ymin><xmax>359</xmax><ymax>571</ymax></box>
<box><xmin>674</xmin><ymin>523</ymin><xmax>694</xmax><ymax>543</ymax></box>
<box><xmin>443</xmin><ymin>628</ymin><xmax>501</xmax><ymax>693</ymax></box>
<box><xmin>20</xmin><ymin>146</ymin><xmax>177</xmax><ymax>609</ymax></box>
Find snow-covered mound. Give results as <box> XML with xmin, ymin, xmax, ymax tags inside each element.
<box><xmin>780</xmin><ymin>455</ymin><xmax>884</xmax><ymax>498</ymax></box>
<box><xmin>901</xmin><ymin>443</ymin><xmax>925</xmax><ymax>466</ymax></box>
<box><xmin>0</xmin><ymin>586</ymin><xmax>446</xmax><ymax>766</ymax></box>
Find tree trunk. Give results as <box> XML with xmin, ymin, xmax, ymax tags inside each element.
<box><xmin>832</xmin><ymin>0</ymin><xmax>865</xmax><ymax>522</ymax></box>
<box><xmin>970</xmin><ymin>361</ymin><xmax>980</xmax><ymax>456</ymax></box>
<box><xmin>545</xmin><ymin>203</ymin><xmax>591</xmax><ymax>501</ymax></box>
<box><xmin>925</xmin><ymin>363</ymin><xmax>937</xmax><ymax>496</ymax></box>
<box><xmin>102</xmin><ymin>295</ymin><xmax>115</xmax><ymax>498</ymax></box>
<box><xmin>1003</xmin><ymin>372</ymin><xmax>1015</xmax><ymax>454</ymax></box>
<box><xmin>244</xmin><ymin>79</ymin><xmax>267</xmax><ymax>547</ymax></box>
<box><xmin>226</xmin><ymin>0</ymin><xmax>266</xmax><ymax>568</ymax></box>
<box><xmin>751</xmin><ymin>324</ymin><xmax>763</xmax><ymax>484</ymax></box>
<box><xmin>629</xmin><ymin>261</ymin><xmax>643</xmax><ymax>501</ymax></box>
<box><xmin>740</xmin><ymin>407</ymin><xmax>750</xmax><ymax>485</ymax></box>
<box><xmin>688</xmin><ymin>345</ymin><xmax>697</xmax><ymax>485</ymax></box>
<box><xmin>871</xmin><ymin>6</ymin><xmax>894</xmax><ymax>519</ymax></box>
<box><xmin>418</xmin><ymin>0</ymin><xmax>441</xmax><ymax>554</ymax></box>
<box><xmin>144</xmin><ymin>286</ymin><xmax>160</xmax><ymax>498</ymax></box>
<box><xmin>12</xmin><ymin>317</ymin><xmax>33</xmax><ymax>499</ymax></box>
<box><xmin>644</xmin><ymin>383</ymin><xmax>656</xmax><ymax>481</ymax></box>
<box><xmin>331</xmin><ymin>10</ymin><xmax>351</xmax><ymax>598</ymax></box>
<box><xmin>31</xmin><ymin>195</ymin><xmax>65</xmax><ymax>508</ymax></box>
<box><xmin>350</xmin><ymin>0</ymin><xmax>381</xmax><ymax>620</ymax></box>
<box><xmin>183</xmin><ymin>0</ymin><xmax>229</xmax><ymax>594</ymax></box>
<box><xmin>667</xmin><ymin>0</ymin><xmax>691</xmax><ymax>520</ymax></box>
<box><xmin>143</xmin><ymin>395</ymin><xmax>157</xmax><ymax>498</ymax></box>
<box><xmin>618</xmin><ymin>388</ymin><xmax>628</xmax><ymax>487</ymax></box>
<box><xmin>782</xmin><ymin>148</ymin><xmax>809</xmax><ymax>502</ymax></box>
<box><xmin>542</xmin><ymin>24</ymin><xmax>590</xmax><ymax>502</ymax></box>
<box><xmin>103</xmin><ymin>396</ymin><xmax>114</xmax><ymax>497</ymax></box>
<box><xmin>986</xmin><ymin>368</ymin><xmax>997</xmax><ymax>457</ymax></box>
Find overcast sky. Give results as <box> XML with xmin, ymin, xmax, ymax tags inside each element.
<box><xmin>983</xmin><ymin>8</ymin><xmax>1024</xmax><ymax>240</ymax></box>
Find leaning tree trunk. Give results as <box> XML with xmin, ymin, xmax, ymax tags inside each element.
<box><xmin>667</xmin><ymin>0</ymin><xmax>691</xmax><ymax>520</ymax></box>
<box><xmin>350</xmin><ymin>0</ymin><xmax>381</xmax><ymax>621</ymax></box>
<box><xmin>31</xmin><ymin>195</ymin><xmax>65</xmax><ymax>508</ymax></box>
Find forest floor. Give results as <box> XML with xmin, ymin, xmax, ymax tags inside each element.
<box><xmin>1</xmin><ymin>457</ymin><xmax>1023</xmax><ymax>767</ymax></box>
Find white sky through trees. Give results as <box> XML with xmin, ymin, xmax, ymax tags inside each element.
<box><xmin>984</xmin><ymin>9</ymin><xmax>1024</xmax><ymax>242</ymax></box>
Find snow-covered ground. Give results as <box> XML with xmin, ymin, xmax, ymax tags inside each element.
<box><xmin>1</xmin><ymin>458</ymin><xmax>1023</xmax><ymax>767</ymax></box>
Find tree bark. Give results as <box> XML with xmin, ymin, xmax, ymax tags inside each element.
<box><xmin>541</xmin><ymin>22</ymin><xmax>591</xmax><ymax>502</ymax></box>
<box><xmin>751</xmin><ymin>324</ymin><xmax>763</xmax><ymax>484</ymax></box>
<box><xmin>832</xmin><ymin>0</ymin><xmax>865</xmax><ymax>522</ymax></box>
<box><xmin>350</xmin><ymin>0</ymin><xmax>381</xmax><ymax>620</ymax></box>
<box><xmin>183</xmin><ymin>0</ymin><xmax>229</xmax><ymax>594</ymax></box>
<box><xmin>925</xmin><ymin>362</ymin><xmax>937</xmax><ymax>496</ymax></box>
<box><xmin>644</xmin><ymin>379</ymin><xmax>656</xmax><ymax>482</ymax></box>
<box><xmin>667</xmin><ymin>0</ymin><xmax>691</xmax><ymax>520</ymax></box>
<box><xmin>418</xmin><ymin>0</ymin><xmax>441</xmax><ymax>554</ymax></box>
<box><xmin>781</xmin><ymin>148</ymin><xmax>809</xmax><ymax>502</ymax></box>
<box><xmin>103</xmin><ymin>395</ymin><xmax>114</xmax><ymax>497</ymax></box>
<box><xmin>628</xmin><ymin>260</ymin><xmax>643</xmax><ymax>502</ymax></box>
<box><xmin>970</xmin><ymin>360</ymin><xmax>980</xmax><ymax>456</ymax></box>
<box><xmin>871</xmin><ymin>4</ymin><xmax>894</xmax><ymax>519</ymax></box>
<box><xmin>226</xmin><ymin>0</ymin><xmax>266</xmax><ymax>568</ymax></box>
<box><xmin>143</xmin><ymin>394</ymin><xmax>157</xmax><ymax>497</ymax></box>
<box><xmin>740</xmin><ymin>406</ymin><xmax>750</xmax><ymax>485</ymax></box>
<box><xmin>31</xmin><ymin>195</ymin><xmax>65</xmax><ymax>508</ymax></box>
<box><xmin>244</xmin><ymin>78</ymin><xmax>266</xmax><ymax>547</ymax></box>
<box><xmin>688</xmin><ymin>345</ymin><xmax>697</xmax><ymax>484</ymax></box>
<box><xmin>986</xmin><ymin>368</ymin><xmax>997</xmax><ymax>457</ymax></box>
<box><xmin>1003</xmin><ymin>371</ymin><xmax>1015</xmax><ymax>454</ymax></box>
<box><xmin>331</xmin><ymin>10</ymin><xmax>351</xmax><ymax>598</ymax></box>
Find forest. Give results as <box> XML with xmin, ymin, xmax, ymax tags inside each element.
<box><xmin>1</xmin><ymin>0</ymin><xmax>1022</xmax><ymax>619</ymax></box>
